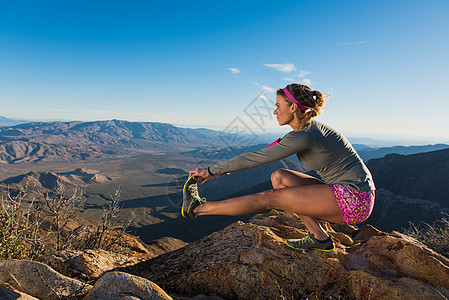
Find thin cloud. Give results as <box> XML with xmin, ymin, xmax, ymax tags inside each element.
<box><xmin>301</xmin><ymin>79</ymin><xmax>313</xmax><ymax>86</ymax></box>
<box><xmin>254</xmin><ymin>82</ymin><xmax>276</xmax><ymax>94</ymax></box>
<box><xmin>228</xmin><ymin>67</ymin><xmax>241</xmax><ymax>74</ymax></box>
<box><xmin>46</xmin><ymin>108</ymin><xmax>118</xmax><ymax>115</ymax></box>
<box><xmin>283</xmin><ymin>77</ymin><xmax>295</xmax><ymax>82</ymax></box>
<box><xmin>298</xmin><ymin>70</ymin><xmax>310</xmax><ymax>78</ymax></box>
<box><xmin>264</xmin><ymin>63</ymin><xmax>296</xmax><ymax>73</ymax></box>
<box><xmin>337</xmin><ymin>41</ymin><xmax>367</xmax><ymax>47</ymax></box>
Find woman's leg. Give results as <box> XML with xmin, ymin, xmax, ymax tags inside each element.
<box><xmin>270</xmin><ymin>169</ymin><xmax>339</xmax><ymax>240</ymax></box>
<box><xmin>194</xmin><ymin>169</ymin><xmax>343</xmax><ymax>240</ymax></box>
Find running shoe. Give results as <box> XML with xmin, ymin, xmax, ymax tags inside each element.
<box><xmin>181</xmin><ymin>176</ymin><xmax>206</xmax><ymax>218</ymax></box>
<box><xmin>286</xmin><ymin>234</ymin><xmax>335</xmax><ymax>252</ymax></box>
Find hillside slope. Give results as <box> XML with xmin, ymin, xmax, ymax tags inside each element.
<box><xmin>366</xmin><ymin>148</ymin><xmax>449</xmax><ymax>207</ymax></box>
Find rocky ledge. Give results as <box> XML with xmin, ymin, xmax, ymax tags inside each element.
<box><xmin>1</xmin><ymin>210</ymin><xmax>448</xmax><ymax>299</ymax></box>
<box><xmin>122</xmin><ymin>210</ymin><xmax>449</xmax><ymax>299</ymax></box>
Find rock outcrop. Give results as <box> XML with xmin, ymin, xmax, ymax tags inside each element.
<box><xmin>2</xmin><ymin>211</ymin><xmax>449</xmax><ymax>299</ymax></box>
<box><xmin>122</xmin><ymin>210</ymin><xmax>449</xmax><ymax>299</ymax></box>
<box><xmin>0</xmin><ymin>260</ymin><xmax>92</xmax><ymax>299</ymax></box>
<box><xmin>37</xmin><ymin>234</ymin><xmax>187</xmax><ymax>281</ymax></box>
<box><xmin>37</xmin><ymin>249</ymin><xmax>144</xmax><ymax>281</ymax></box>
<box><xmin>84</xmin><ymin>271</ymin><xmax>172</xmax><ymax>300</ymax></box>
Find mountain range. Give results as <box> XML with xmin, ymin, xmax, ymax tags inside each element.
<box><xmin>0</xmin><ymin>120</ymin><xmax>230</xmax><ymax>163</ymax></box>
<box><xmin>1</xmin><ymin>117</ymin><xmax>447</xmax><ymax>164</ymax></box>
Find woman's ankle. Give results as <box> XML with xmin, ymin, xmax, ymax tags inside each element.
<box><xmin>310</xmin><ymin>231</ymin><xmax>329</xmax><ymax>241</ymax></box>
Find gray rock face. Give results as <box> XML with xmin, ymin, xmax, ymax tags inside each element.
<box><xmin>0</xmin><ymin>260</ymin><xmax>92</xmax><ymax>300</ymax></box>
<box><xmin>84</xmin><ymin>271</ymin><xmax>172</xmax><ymax>300</ymax></box>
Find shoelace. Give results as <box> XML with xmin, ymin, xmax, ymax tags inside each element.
<box><xmin>188</xmin><ymin>184</ymin><xmax>206</xmax><ymax>203</ymax></box>
<box><xmin>296</xmin><ymin>235</ymin><xmax>314</xmax><ymax>247</ymax></box>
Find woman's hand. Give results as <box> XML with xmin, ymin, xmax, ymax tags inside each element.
<box><xmin>189</xmin><ymin>168</ymin><xmax>218</xmax><ymax>185</ymax></box>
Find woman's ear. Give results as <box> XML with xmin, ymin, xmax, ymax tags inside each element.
<box><xmin>290</xmin><ymin>103</ymin><xmax>298</xmax><ymax>112</ymax></box>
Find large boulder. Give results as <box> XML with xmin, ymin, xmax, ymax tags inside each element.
<box><xmin>122</xmin><ymin>210</ymin><xmax>449</xmax><ymax>299</ymax></box>
<box><xmin>37</xmin><ymin>235</ymin><xmax>188</xmax><ymax>281</ymax></box>
<box><xmin>84</xmin><ymin>271</ymin><xmax>172</xmax><ymax>300</ymax></box>
<box><xmin>352</xmin><ymin>231</ymin><xmax>449</xmax><ymax>290</ymax></box>
<box><xmin>0</xmin><ymin>260</ymin><xmax>92</xmax><ymax>300</ymax></box>
<box><xmin>37</xmin><ymin>249</ymin><xmax>144</xmax><ymax>281</ymax></box>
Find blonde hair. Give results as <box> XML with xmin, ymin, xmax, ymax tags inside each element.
<box><xmin>277</xmin><ymin>84</ymin><xmax>327</xmax><ymax>129</ymax></box>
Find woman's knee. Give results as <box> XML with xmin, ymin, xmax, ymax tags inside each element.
<box><xmin>271</xmin><ymin>169</ymin><xmax>289</xmax><ymax>188</ymax></box>
<box><xmin>272</xmin><ymin>169</ymin><xmax>323</xmax><ymax>189</ymax></box>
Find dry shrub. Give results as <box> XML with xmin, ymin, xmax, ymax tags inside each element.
<box><xmin>0</xmin><ymin>179</ymin><xmax>130</xmax><ymax>260</ymax></box>
<box><xmin>0</xmin><ymin>180</ymin><xmax>46</xmax><ymax>260</ymax></box>
<box><xmin>63</xmin><ymin>187</ymin><xmax>132</xmax><ymax>253</ymax></box>
<box><xmin>404</xmin><ymin>214</ymin><xmax>449</xmax><ymax>258</ymax></box>
<box><xmin>36</xmin><ymin>181</ymin><xmax>86</xmax><ymax>251</ymax></box>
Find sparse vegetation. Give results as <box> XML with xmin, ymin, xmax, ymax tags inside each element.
<box><xmin>36</xmin><ymin>181</ymin><xmax>86</xmax><ymax>251</ymax></box>
<box><xmin>66</xmin><ymin>186</ymin><xmax>132</xmax><ymax>252</ymax></box>
<box><xmin>0</xmin><ymin>179</ymin><xmax>45</xmax><ymax>260</ymax></box>
<box><xmin>404</xmin><ymin>214</ymin><xmax>449</xmax><ymax>257</ymax></box>
<box><xmin>0</xmin><ymin>178</ymin><xmax>130</xmax><ymax>261</ymax></box>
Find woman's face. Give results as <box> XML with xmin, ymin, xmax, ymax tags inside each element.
<box><xmin>274</xmin><ymin>95</ymin><xmax>294</xmax><ymax>126</ymax></box>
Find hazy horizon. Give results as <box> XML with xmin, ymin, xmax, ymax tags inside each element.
<box><xmin>1</xmin><ymin>114</ymin><xmax>447</xmax><ymax>147</ymax></box>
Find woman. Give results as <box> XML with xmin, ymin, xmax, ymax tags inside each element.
<box><xmin>182</xmin><ymin>83</ymin><xmax>375</xmax><ymax>252</ymax></box>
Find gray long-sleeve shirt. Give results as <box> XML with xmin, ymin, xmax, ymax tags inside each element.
<box><xmin>209</xmin><ymin>120</ymin><xmax>375</xmax><ymax>192</ymax></box>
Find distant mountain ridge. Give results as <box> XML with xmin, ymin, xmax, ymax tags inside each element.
<box><xmin>366</xmin><ymin>148</ymin><xmax>449</xmax><ymax>208</ymax></box>
<box><xmin>358</xmin><ymin>144</ymin><xmax>449</xmax><ymax>161</ymax></box>
<box><xmin>0</xmin><ymin>116</ymin><xmax>30</xmax><ymax>126</ymax></box>
<box><xmin>0</xmin><ymin>120</ymin><xmax>214</xmax><ymax>144</ymax></box>
<box><xmin>0</xmin><ymin>120</ymin><xmax>226</xmax><ymax>164</ymax></box>
<box><xmin>0</xmin><ymin>115</ymin><xmax>68</xmax><ymax>126</ymax></box>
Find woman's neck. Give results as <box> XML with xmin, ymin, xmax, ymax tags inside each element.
<box><xmin>289</xmin><ymin>118</ymin><xmax>312</xmax><ymax>132</ymax></box>
<box><xmin>289</xmin><ymin>114</ymin><xmax>303</xmax><ymax>131</ymax></box>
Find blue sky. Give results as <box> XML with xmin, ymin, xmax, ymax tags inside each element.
<box><xmin>1</xmin><ymin>0</ymin><xmax>448</xmax><ymax>144</ymax></box>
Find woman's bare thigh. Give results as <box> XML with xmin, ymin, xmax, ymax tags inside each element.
<box><xmin>262</xmin><ymin>184</ymin><xmax>344</xmax><ymax>223</ymax></box>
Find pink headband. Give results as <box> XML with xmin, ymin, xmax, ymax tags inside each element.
<box><xmin>283</xmin><ymin>88</ymin><xmax>310</xmax><ymax>112</ymax></box>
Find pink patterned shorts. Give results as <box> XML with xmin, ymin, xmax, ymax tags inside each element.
<box><xmin>330</xmin><ymin>184</ymin><xmax>375</xmax><ymax>224</ymax></box>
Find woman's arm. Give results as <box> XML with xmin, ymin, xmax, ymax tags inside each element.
<box><xmin>209</xmin><ymin>130</ymin><xmax>313</xmax><ymax>175</ymax></box>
